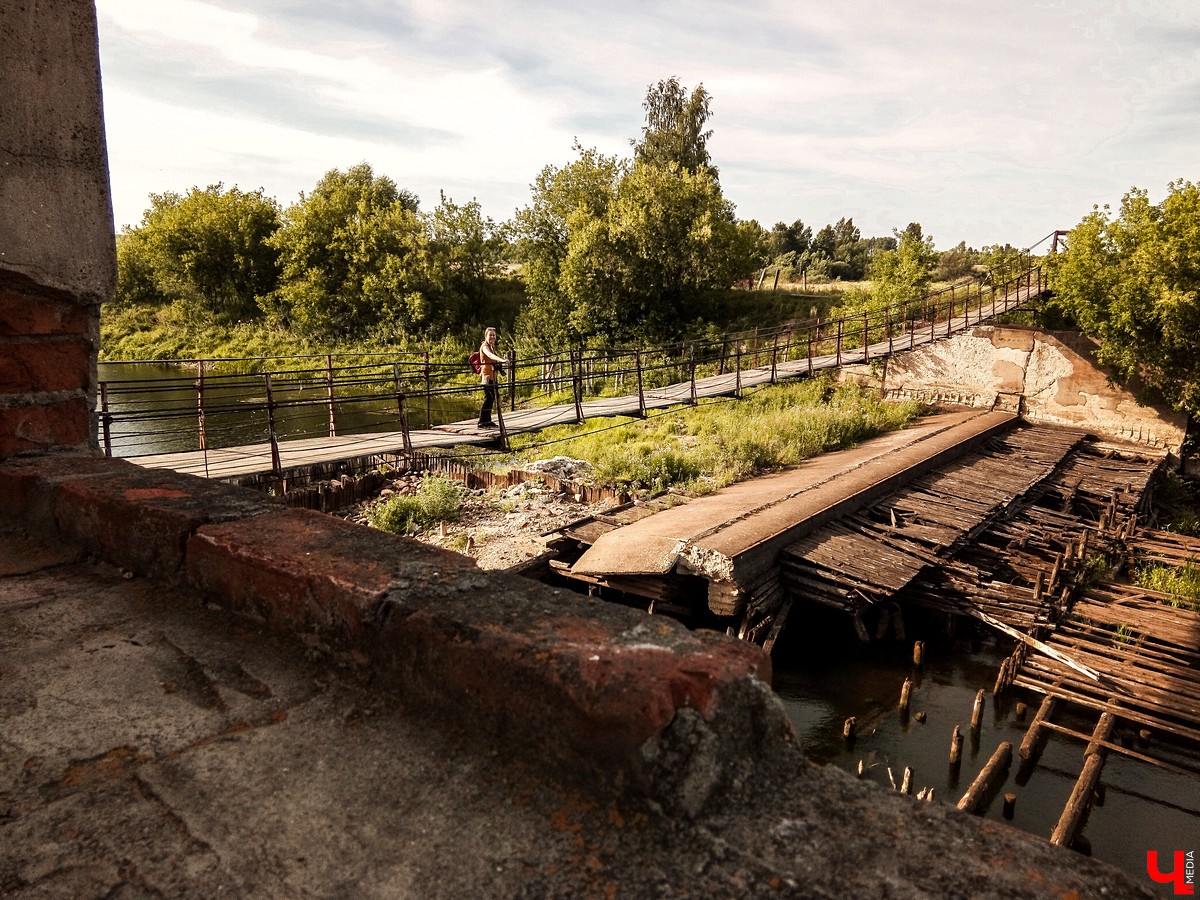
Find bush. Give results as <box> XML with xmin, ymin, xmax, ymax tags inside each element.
<box><xmin>367</xmin><ymin>475</ymin><xmax>465</xmax><ymax>535</ymax></box>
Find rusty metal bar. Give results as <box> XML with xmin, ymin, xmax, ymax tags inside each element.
<box><xmin>325</xmin><ymin>354</ymin><xmax>338</xmax><ymax>437</ymax></box>
<box><xmin>99</xmin><ymin>381</ymin><xmax>112</xmax><ymax>457</ymax></box>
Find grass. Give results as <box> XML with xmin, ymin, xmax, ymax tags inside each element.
<box><xmin>1134</xmin><ymin>561</ymin><xmax>1200</xmax><ymax>611</ymax></box>
<box><xmin>365</xmin><ymin>475</ymin><xmax>466</xmax><ymax>535</ymax></box>
<box><xmin>497</xmin><ymin>376</ymin><xmax>924</xmax><ymax>494</ymax></box>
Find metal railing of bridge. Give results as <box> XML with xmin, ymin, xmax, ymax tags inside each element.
<box><xmin>96</xmin><ymin>265</ymin><xmax>1047</xmax><ymax>473</ymax></box>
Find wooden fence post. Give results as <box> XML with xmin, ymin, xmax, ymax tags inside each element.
<box><xmin>862</xmin><ymin>312</ymin><xmax>870</xmax><ymax>363</ymax></box>
<box><xmin>807</xmin><ymin>325</ymin><xmax>814</xmax><ymax>375</ymax></box>
<box><xmin>770</xmin><ymin>332</ymin><xmax>779</xmax><ymax>384</ymax></box>
<box><xmin>836</xmin><ymin>318</ymin><xmax>843</xmax><ymax>366</ymax></box>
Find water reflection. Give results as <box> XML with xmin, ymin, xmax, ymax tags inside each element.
<box><xmin>771</xmin><ymin>616</ymin><xmax>1198</xmax><ymax>892</ymax></box>
<box><xmin>97</xmin><ymin>362</ymin><xmax>475</xmax><ymax>458</ymax></box>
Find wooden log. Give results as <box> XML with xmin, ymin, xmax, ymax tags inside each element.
<box><xmin>901</xmin><ymin>766</ymin><xmax>913</xmax><ymax>795</ymax></box>
<box><xmin>956</xmin><ymin>741</ymin><xmax>1013</xmax><ymax>814</ymax></box>
<box><xmin>913</xmin><ymin>640</ymin><xmax>925</xmax><ymax>669</ymax></box>
<box><xmin>1019</xmin><ymin>695</ymin><xmax>1057</xmax><ymax>760</ymax></box>
<box><xmin>843</xmin><ymin>717</ymin><xmax>857</xmax><ymax>742</ymax></box>
<box><xmin>1003</xmin><ymin>792</ymin><xmax>1017</xmax><ymax>820</ymax></box>
<box><xmin>949</xmin><ymin>725</ymin><xmax>963</xmax><ymax>765</ymax></box>
<box><xmin>1015</xmin><ymin>701</ymin><xmax>1028</xmax><ymax>722</ymax></box>
<box><xmin>899</xmin><ymin>678</ymin><xmax>913</xmax><ymax>713</ymax></box>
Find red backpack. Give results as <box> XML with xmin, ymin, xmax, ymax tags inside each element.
<box><xmin>469</xmin><ymin>351</ymin><xmax>482</xmax><ymax>374</ymax></box>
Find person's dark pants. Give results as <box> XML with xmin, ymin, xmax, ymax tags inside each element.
<box><xmin>478</xmin><ymin>380</ymin><xmax>498</xmax><ymax>425</ymax></box>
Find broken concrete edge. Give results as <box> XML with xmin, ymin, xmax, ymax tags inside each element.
<box><xmin>0</xmin><ymin>450</ymin><xmax>795</xmax><ymax>812</ymax></box>
<box><xmin>683</xmin><ymin>411</ymin><xmax>1022</xmax><ymax>593</ymax></box>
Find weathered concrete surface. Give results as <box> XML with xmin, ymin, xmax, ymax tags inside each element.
<box><xmin>572</xmin><ymin>410</ymin><xmax>1016</xmax><ymax>610</ymax></box>
<box><xmin>0</xmin><ymin>523</ymin><xmax>1153</xmax><ymax>898</ymax></box>
<box><xmin>0</xmin><ymin>0</ymin><xmax>115</xmax><ymax>302</ymax></box>
<box><xmin>845</xmin><ymin>324</ymin><xmax>1187</xmax><ymax>454</ymax></box>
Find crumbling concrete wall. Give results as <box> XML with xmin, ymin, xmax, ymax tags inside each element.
<box><xmin>843</xmin><ymin>325</ymin><xmax>1186</xmax><ymax>454</ymax></box>
<box><xmin>0</xmin><ymin>0</ymin><xmax>113</xmax><ymax>458</ymax></box>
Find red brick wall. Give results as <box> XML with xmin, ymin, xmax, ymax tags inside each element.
<box><xmin>0</xmin><ymin>272</ymin><xmax>98</xmax><ymax>458</ymax></box>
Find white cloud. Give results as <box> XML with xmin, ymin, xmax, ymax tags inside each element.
<box><xmin>95</xmin><ymin>0</ymin><xmax>1200</xmax><ymax>247</ymax></box>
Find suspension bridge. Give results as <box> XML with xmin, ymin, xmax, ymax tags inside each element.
<box><xmin>103</xmin><ymin>267</ymin><xmax>1049</xmax><ymax>483</ymax></box>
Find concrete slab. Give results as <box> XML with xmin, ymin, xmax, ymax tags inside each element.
<box><xmin>572</xmin><ymin>411</ymin><xmax>1017</xmax><ymax>592</ymax></box>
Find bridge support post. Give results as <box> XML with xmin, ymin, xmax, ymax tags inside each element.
<box><xmin>98</xmin><ymin>381</ymin><xmax>112</xmax><ymax>457</ymax></box>
<box><xmin>635</xmin><ymin>349</ymin><xmax>646</xmax><ymax>417</ymax></box>
<box><xmin>196</xmin><ymin>361</ymin><xmax>207</xmax><ymax>452</ymax></box>
<box><xmin>393</xmin><ymin>364</ymin><xmax>413</xmax><ymax>455</ymax></box>
<box><xmin>689</xmin><ymin>344</ymin><xmax>698</xmax><ymax>403</ymax></box>
<box><xmin>263</xmin><ymin>373</ymin><xmax>282</xmax><ymax>477</ymax></box>
<box><xmin>423</xmin><ymin>351</ymin><xmax>431</xmax><ymax>429</ymax></box>
<box><xmin>508</xmin><ymin>349</ymin><xmax>517</xmax><ymax>411</ymax></box>
<box><xmin>325</xmin><ymin>355</ymin><xmax>338</xmax><ymax>437</ymax></box>
<box><xmin>572</xmin><ymin>349</ymin><xmax>584</xmax><ymax>423</ymax></box>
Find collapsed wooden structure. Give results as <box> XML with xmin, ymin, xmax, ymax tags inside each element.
<box><xmin>537</xmin><ymin>420</ymin><xmax>1199</xmax><ymax>818</ymax></box>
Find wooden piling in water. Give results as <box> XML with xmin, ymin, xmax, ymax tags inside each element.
<box><xmin>1020</xmin><ymin>695</ymin><xmax>1057</xmax><ymax>761</ymax></box>
<box><xmin>1050</xmin><ymin>712</ymin><xmax>1116</xmax><ymax>847</ymax></box>
<box><xmin>1003</xmin><ymin>792</ymin><xmax>1017</xmax><ymax>820</ymax></box>
<box><xmin>899</xmin><ymin>678</ymin><xmax>913</xmax><ymax>713</ymax></box>
<box><xmin>949</xmin><ymin>725</ymin><xmax>963</xmax><ymax>766</ymax></box>
<box><xmin>956</xmin><ymin>741</ymin><xmax>1012</xmax><ymax>814</ymax></box>
<box><xmin>913</xmin><ymin>640</ymin><xmax>924</xmax><ymax>669</ymax></box>
<box><xmin>843</xmin><ymin>716</ymin><xmax>857</xmax><ymax>742</ymax></box>
<box><xmin>970</xmin><ymin>689</ymin><xmax>985</xmax><ymax>730</ymax></box>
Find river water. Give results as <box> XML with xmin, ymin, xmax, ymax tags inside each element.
<box><xmin>771</xmin><ymin>611</ymin><xmax>1196</xmax><ymax>895</ymax></box>
<box><xmin>97</xmin><ymin>362</ymin><xmax>475</xmax><ymax>457</ymax></box>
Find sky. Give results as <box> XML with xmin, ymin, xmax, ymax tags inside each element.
<box><xmin>95</xmin><ymin>0</ymin><xmax>1200</xmax><ymax>251</ymax></box>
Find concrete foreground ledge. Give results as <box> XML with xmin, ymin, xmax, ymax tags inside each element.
<box><xmin>0</xmin><ymin>451</ymin><xmax>1152</xmax><ymax>897</ymax></box>
<box><xmin>0</xmin><ymin>451</ymin><xmax>785</xmax><ymax>805</ymax></box>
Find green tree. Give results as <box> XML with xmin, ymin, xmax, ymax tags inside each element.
<box><xmin>869</xmin><ymin>226</ymin><xmax>938</xmax><ymax>312</ymax></box>
<box><xmin>513</xmin><ymin>146</ymin><xmax>625</xmax><ymax>348</ymax></box>
<box><xmin>559</xmin><ymin>161</ymin><xmax>759</xmax><ymax>344</ymax></box>
<box><xmin>935</xmin><ymin>241</ymin><xmax>981</xmax><ymax>281</ymax></box>
<box><xmin>768</xmin><ymin>219</ymin><xmax>813</xmax><ymax>263</ymax></box>
<box><xmin>114</xmin><ymin>184</ymin><xmax>281</xmax><ymax>321</ymax></box>
<box><xmin>813</xmin><ymin>217</ymin><xmax>869</xmax><ymax>279</ymax></box>
<box><xmin>267</xmin><ymin>164</ymin><xmax>427</xmax><ymax>340</ymax></box>
<box><xmin>426</xmin><ymin>191</ymin><xmax>509</xmax><ymax>328</ymax></box>
<box><xmin>1049</xmin><ymin>180</ymin><xmax>1200</xmax><ymax>416</ymax></box>
<box><xmin>632</xmin><ymin>77</ymin><xmax>717</xmax><ymax>178</ymax></box>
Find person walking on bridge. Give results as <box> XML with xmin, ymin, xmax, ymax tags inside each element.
<box><xmin>477</xmin><ymin>326</ymin><xmax>505</xmax><ymax>428</ymax></box>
